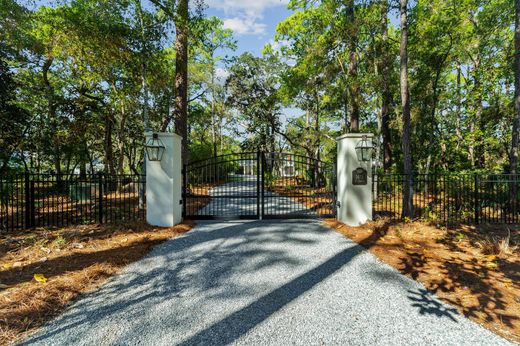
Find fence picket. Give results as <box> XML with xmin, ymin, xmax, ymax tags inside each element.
<box><xmin>373</xmin><ymin>173</ymin><xmax>520</xmax><ymax>225</ymax></box>
<box><xmin>0</xmin><ymin>172</ymin><xmax>145</xmax><ymax>232</ymax></box>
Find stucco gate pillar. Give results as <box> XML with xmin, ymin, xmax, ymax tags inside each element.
<box><xmin>336</xmin><ymin>133</ymin><xmax>373</xmax><ymax>226</ymax></box>
<box><xmin>145</xmin><ymin>132</ymin><xmax>183</xmax><ymax>227</ymax></box>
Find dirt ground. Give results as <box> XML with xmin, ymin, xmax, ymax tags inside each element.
<box><xmin>0</xmin><ymin>221</ymin><xmax>193</xmax><ymax>345</ymax></box>
<box><xmin>325</xmin><ymin>218</ymin><xmax>520</xmax><ymax>343</ymax></box>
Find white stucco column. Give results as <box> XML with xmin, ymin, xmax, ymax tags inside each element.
<box><xmin>336</xmin><ymin>133</ymin><xmax>373</xmax><ymax>226</ymax></box>
<box><xmin>145</xmin><ymin>132</ymin><xmax>183</xmax><ymax>227</ymax></box>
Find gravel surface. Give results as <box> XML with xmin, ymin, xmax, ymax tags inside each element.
<box><xmin>198</xmin><ymin>176</ymin><xmax>314</xmax><ymax>217</ymax></box>
<box><xmin>20</xmin><ymin>219</ymin><xmax>511</xmax><ymax>346</ymax></box>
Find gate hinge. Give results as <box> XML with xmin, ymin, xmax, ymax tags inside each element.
<box><xmin>180</xmin><ymin>199</ymin><xmax>183</xmax><ymax>205</ymax></box>
<box><xmin>336</xmin><ymin>201</ymin><xmax>341</xmax><ymax>208</ymax></box>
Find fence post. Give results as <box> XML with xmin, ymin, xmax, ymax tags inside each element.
<box><xmin>182</xmin><ymin>166</ymin><xmax>187</xmax><ymax>218</ymax></box>
<box><xmin>24</xmin><ymin>171</ymin><xmax>31</xmax><ymax>229</ymax></box>
<box><xmin>261</xmin><ymin>151</ymin><xmax>265</xmax><ymax>219</ymax></box>
<box><xmin>98</xmin><ymin>173</ymin><xmax>103</xmax><ymax>224</ymax></box>
<box><xmin>256</xmin><ymin>151</ymin><xmax>261</xmax><ymax>219</ymax></box>
<box><xmin>30</xmin><ymin>179</ymin><xmax>35</xmax><ymax>228</ymax></box>
<box><xmin>410</xmin><ymin>174</ymin><xmax>414</xmax><ymax>218</ymax></box>
<box><xmin>474</xmin><ymin>173</ymin><xmax>479</xmax><ymax>224</ymax></box>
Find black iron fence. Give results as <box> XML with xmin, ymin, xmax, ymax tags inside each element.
<box><xmin>3</xmin><ymin>171</ymin><xmax>519</xmax><ymax>230</ymax></box>
<box><xmin>373</xmin><ymin>173</ymin><xmax>520</xmax><ymax>224</ymax></box>
<box><xmin>0</xmin><ymin>173</ymin><xmax>146</xmax><ymax>232</ymax></box>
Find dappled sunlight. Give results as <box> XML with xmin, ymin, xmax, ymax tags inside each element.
<box><xmin>328</xmin><ymin>218</ymin><xmax>520</xmax><ymax>343</ymax></box>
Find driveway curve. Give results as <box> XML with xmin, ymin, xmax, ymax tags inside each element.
<box><xmin>20</xmin><ymin>219</ymin><xmax>510</xmax><ymax>345</ymax></box>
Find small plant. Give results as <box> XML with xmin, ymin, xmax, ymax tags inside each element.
<box><xmin>454</xmin><ymin>231</ymin><xmax>465</xmax><ymax>242</ymax></box>
<box><xmin>81</xmin><ymin>218</ymin><xmax>94</xmax><ymax>225</ymax></box>
<box><xmin>52</xmin><ymin>235</ymin><xmax>66</xmax><ymax>248</ymax></box>
<box><xmin>421</xmin><ymin>205</ymin><xmax>438</xmax><ymax>222</ymax></box>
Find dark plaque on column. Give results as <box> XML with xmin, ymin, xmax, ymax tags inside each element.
<box><xmin>352</xmin><ymin>167</ymin><xmax>368</xmax><ymax>185</ymax></box>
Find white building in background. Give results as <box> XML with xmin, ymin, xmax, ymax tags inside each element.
<box><xmin>279</xmin><ymin>154</ymin><xmax>296</xmax><ymax>177</ymax></box>
<box><xmin>73</xmin><ymin>159</ymin><xmax>105</xmax><ymax>175</ymax></box>
<box><xmin>239</xmin><ymin>159</ymin><xmax>256</xmax><ymax>175</ymax></box>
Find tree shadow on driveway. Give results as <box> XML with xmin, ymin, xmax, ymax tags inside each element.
<box><xmin>20</xmin><ymin>220</ymin><xmax>362</xmax><ymax>345</ymax></box>
<box><xmin>177</xmin><ymin>247</ymin><xmax>359</xmax><ymax>346</ymax></box>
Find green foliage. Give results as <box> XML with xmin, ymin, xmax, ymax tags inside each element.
<box><xmin>0</xmin><ymin>0</ymin><xmax>240</xmax><ymax>174</ymax></box>
<box><xmin>0</xmin><ymin>0</ymin><xmax>517</xmax><ymax>175</ymax></box>
<box><xmin>269</xmin><ymin>0</ymin><xmax>516</xmax><ymax>173</ymax></box>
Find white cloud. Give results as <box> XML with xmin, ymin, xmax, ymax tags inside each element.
<box><xmin>267</xmin><ymin>38</ymin><xmax>289</xmax><ymax>53</ymax></box>
<box><xmin>208</xmin><ymin>0</ymin><xmax>289</xmax><ymax>36</ymax></box>
<box><xmin>215</xmin><ymin>67</ymin><xmax>230</xmax><ymax>81</ymax></box>
<box><xmin>223</xmin><ymin>17</ymin><xmax>267</xmax><ymax>35</ymax></box>
<box><xmin>207</xmin><ymin>0</ymin><xmax>289</xmax><ymax>15</ymax></box>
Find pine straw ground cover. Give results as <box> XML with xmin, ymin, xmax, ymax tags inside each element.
<box><xmin>325</xmin><ymin>218</ymin><xmax>520</xmax><ymax>343</ymax></box>
<box><xmin>0</xmin><ymin>221</ymin><xmax>193</xmax><ymax>345</ymax></box>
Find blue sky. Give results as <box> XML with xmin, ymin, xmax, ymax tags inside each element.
<box><xmin>203</xmin><ymin>0</ymin><xmax>301</xmax><ymax>124</ymax></box>
<box><xmin>30</xmin><ymin>0</ymin><xmax>292</xmax><ymax>60</ymax></box>
<box><xmin>204</xmin><ymin>0</ymin><xmax>292</xmax><ymax>57</ymax></box>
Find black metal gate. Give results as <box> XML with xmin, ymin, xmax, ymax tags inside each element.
<box><xmin>183</xmin><ymin>152</ymin><xmax>336</xmax><ymax>220</ymax></box>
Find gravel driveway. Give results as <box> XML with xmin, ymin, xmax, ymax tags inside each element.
<box><xmin>20</xmin><ymin>218</ymin><xmax>510</xmax><ymax>345</ymax></box>
<box><xmin>197</xmin><ymin>175</ymin><xmax>315</xmax><ymax>217</ymax></box>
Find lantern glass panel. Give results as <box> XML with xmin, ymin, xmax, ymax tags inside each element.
<box><xmin>145</xmin><ymin>134</ymin><xmax>166</xmax><ymax>161</ymax></box>
<box><xmin>355</xmin><ymin>137</ymin><xmax>372</xmax><ymax>162</ymax></box>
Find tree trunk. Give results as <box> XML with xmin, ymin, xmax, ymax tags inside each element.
<box><xmin>455</xmin><ymin>63</ymin><xmax>463</xmax><ymax>150</ymax></box>
<box><xmin>379</xmin><ymin>0</ymin><xmax>392</xmax><ymax>171</ymax></box>
<box><xmin>104</xmin><ymin>112</ymin><xmax>115</xmax><ymax>175</ymax></box>
<box><xmin>42</xmin><ymin>57</ymin><xmax>63</xmax><ymax>188</ymax></box>
<box><xmin>510</xmin><ymin>0</ymin><xmax>520</xmax><ymax>212</ymax></box>
<box><xmin>135</xmin><ymin>0</ymin><xmax>149</xmax><ymax>207</ymax></box>
<box><xmin>211</xmin><ymin>63</ymin><xmax>218</xmax><ymax>157</ymax></box>
<box><xmin>117</xmin><ymin>96</ymin><xmax>127</xmax><ymax>175</ymax></box>
<box><xmin>174</xmin><ymin>0</ymin><xmax>189</xmax><ymax>165</ymax></box>
<box><xmin>511</xmin><ymin>0</ymin><xmax>520</xmax><ymax>175</ymax></box>
<box><xmin>346</xmin><ymin>0</ymin><xmax>360</xmax><ymax>132</ymax></box>
<box><xmin>470</xmin><ymin>61</ymin><xmax>482</xmax><ymax>168</ymax></box>
<box><xmin>400</xmin><ymin>0</ymin><xmax>413</xmax><ymax>218</ymax></box>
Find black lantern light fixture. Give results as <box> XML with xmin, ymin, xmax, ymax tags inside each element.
<box><xmin>144</xmin><ymin>133</ymin><xmax>165</xmax><ymax>161</ymax></box>
<box><xmin>355</xmin><ymin>135</ymin><xmax>372</xmax><ymax>162</ymax></box>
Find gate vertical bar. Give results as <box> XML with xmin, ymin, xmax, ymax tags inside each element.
<box><xmin>333</xmin><ymin>163</ymin><xmax>338</xmax><ymax>218</ymax></box>
<box><xmin>261</xmin><ymin>151</ymin><xmax>265</xmax><ymax>219</ymax></box>
<box><xmin>256</xmin><ymin>151</ymin><xmax>260</xmax><ymax>219</ymax></box>
<box><xmin>182</xmin><ymin>166</ymin><xmax>187</xmax><ymax>217</ymax></box>
<box><xmin>98</xmin><ymin>173</ymin><xmax>103</xmax><ymax>224</ymax></box>
<box><xmin>30</xmin><ymin>179</ymin><xmax>35</xmax><ymax>228</ymax></box>
<box><xmin>24</xmin><ymin>171</ymin><xmax>30</xmax><ymax>229</ymax></box>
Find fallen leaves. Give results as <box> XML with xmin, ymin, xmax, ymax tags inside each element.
<box><xmin>404</xmin><ymin>243</ymin><xmax>422</xmax><ymax>250</ymax></box>
<box><xmin>33</xmin><ymin>274</ymin><xmax>48</xmax><ymax>283</ymax></box>
<box><xmin>0</xmin><ymin>221</ymin><xmax>194</xmax><ymax>344</ymax></box>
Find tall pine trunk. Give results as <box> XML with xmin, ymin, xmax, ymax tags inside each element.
<box><xmin>211</xmin><ymin>63</ymin><xmax>218</xmax><ymax>158</ymax></box>
<box><xmin>379</xmin><ymin>0</ymin><xmax>392</xmax><ymax>171</ymax></box>
<box><xmin>174</xmin><ymin>0</ymin><xmax>189</xmax><ymax>165</ymax></box>
<box><xmin>511</xmin><ymin>0</ymin><xmax>520</xmax><ymax>174</ymax></box>
<box><xmin>509</xmin><ymin>0</ymin><xmax>520</xmax><ymax>211</ymax></box>
<box><xmin>346</xmin><ymin>0</ymin><xmax>359</xmax><ymax>132</ymax></box>
<box><xmin>104</xmin><ymin>112</ymin><xmax>115</xmax><ymax>175</ymax></box>
<box><xmin>400</xmin><ymin>0</ymin><xmax>413</xmax><ymax>218</ymax></box>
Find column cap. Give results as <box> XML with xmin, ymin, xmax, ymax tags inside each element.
<box><xmin>336</xmin><ymin>133</ymin><xmax>374</xmax><ymax>141</ymax></box>
<box><xmin>144</xmin><ymin>131</ymin><xmax>182</xmax><ymax>140</ymax></box>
